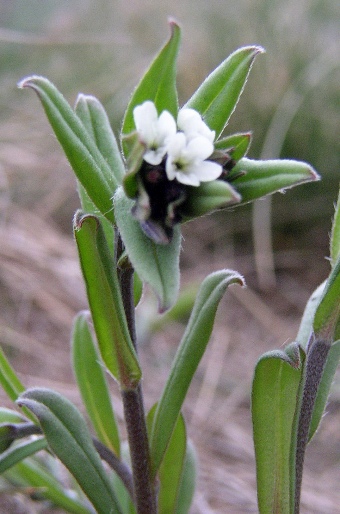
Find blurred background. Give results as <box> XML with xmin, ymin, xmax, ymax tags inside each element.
<box><xmin>0</xmin><ymin>1</ymin><xmax>339</xmax><ymax>512</ymax></box>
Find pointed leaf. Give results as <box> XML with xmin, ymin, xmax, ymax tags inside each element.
<box><xmin>19</xmin><ymin>76</ymin><xmax>116</xmax><ymax>223</ymax></box>
<box><xmin>231</xmin><ymin>158</ymin><xmax>320</xmax><ymax>204</ymax></box>
<box><xmin>185</xmin><ymin>46</ymin><xmax>264</xmax><ymax>139</ymax></box>
<box><xmin>121</xmin><ymin>21</ymin><xmax>181</xmax><ymax>154</ymax></box>
<box><xmin>0</xmin><ymin>437</ymin><xmax>47</xmax><ymax>474</ymax></box>
<box><xmin>214</xmin><ymin>132</ymin><xmax>252</xmax><ymax>161</ymax></box>
<box><xmin>150</xmin><ymin>270</ymin><xmax>244</xmax><ymax>475</ymax></box>
<box><xmin>72</xmin><ymin>312</ymin><xmax>121</xmax><ymax>456</ymax></box>
<box><xmin>17</xmin><ymin>388</ymin><xmax>123</xmax><ymax>514</ymax></box>
<box><xmin>252</xmin><ymin>346</ymin><xmax>303</xmax><ymax>514</ymax></box>
<box><xmin>74</xmin><ymin>213</ymin><xmax>141</xmax><ymax>389</ymax></box>
<box><xmin>114</xmin><ymin>187</ymin><xmax>181</xmax><ymax>312</ymax></box>
<box><xmin>75</xmin><ymin>94</ymin><xmax>125</xmax><ymax>184</ymax></box>
<box><xmin>313</xmin><ymin>253</ymin><xmax>340</xmax><ymax>341</ymax></box>
<box><xmin>330</xmin><ymin>188</ymin><xmax>340</xmax><ymax>267</ymax></box>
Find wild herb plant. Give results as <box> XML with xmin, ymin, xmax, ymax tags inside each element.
<box><xmin>0</xmin><ymin>21</ymin><xmax>339</xmax><ymax>514</ymax></box>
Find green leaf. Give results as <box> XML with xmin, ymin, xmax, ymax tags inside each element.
<box><xmin>185</xmin><ymin>46</ymin><xmax>264</xmax><ymax>139</ymax></box>
<box><xmin>149</xmin><ymin>270</ymin><xmax>244</xmax><ymax>475</ymax></box>
<box><xmin>75</xmin><ymin>93</ymin><xmax>125</xmax><ymax>185</ymax></box>
<box><xmin>121</xmin><ymin>20</ymin><xmax>181</xmax><ymax>154</ymax></box>
<box><xmin>214</xmin><ymin>132</ymin><xmax>252</xmax><ymax>161</ymax></box>
<box><xmin>158</xmin><ymin>413</ymin><xmax>187</xmax><ymax>514</ymax></box>
<box><xmin>0</xmin><ymin>346</ymin><xmax>25</xmax><ymax>401</ymax></box>
<box><xmin>19</xmin><ymin>76</ymin><xmax>116</xmax><ymax>223</ymax></box>
<box><xmin>296</xmin><ymin>282</ymin><xmax>326</xmax><ymax>348</ymax></box>
<box><xmin>313</xmin><ymin>253</ymin><xmax>340</xmax><ymax>342</ymax></box>
<box><xmin>181</xmin><ymin>179</ymin><xmax>241</xmax><ymax>219</ymax></box>
<box><xmin>4</xmin><ymin>457</ymin><xmax>92</xmax><ymax>514</ymax></box>
<box><xmin>0</xmin><ymin>347</ymin><xmax>34</xmax><ymax>422</ymax></box>
<box><xmin>252</xmin><ymin>346</ymin><xmax>303</xmax><ymax>514</ymax></box>
<box><xmin>74</xmin><ymin>213</ymin><xmax>141</xmax><ymax>389</ymax></box>
<box><xmin>176</xmin><ymin>439</ymin><xmax>197</xmax><ymax>514</ymax></box>
<box><xmin>308</xmin><ymin>339</ymin><xmax>340</xmax><ymax>441</ymax></box>
<box><xmin>0</xmin><ymin>437</ymin><xmax>47</xmax><ymax>474</ymax></box>
<box><xmin>17</xmin><ymin>388</ymin><xmax>123</xmax><ymax>514</ymax></box>
<box><xmin>0</xmin><ymin>408</ymin><xmax>27</xmax><ymax>424</ymax></box>
<box><xmin>114</xmin><ymin>187</ymin><xmax>181</xmax><ymax>312</ymax></box>
<box><xmin>71</xmin><ymin>312</ymin><xmax>121</xmax><ymax>456</ymax></box>
<box><xmin>231</xmin><ymin>158</ymin><xmax>320</xmax><ymax>205</ymax></box>
<box><xmin>330</xmin><ymin>188</ymin><xmax>340</xmax><ymax>267</ymax></box>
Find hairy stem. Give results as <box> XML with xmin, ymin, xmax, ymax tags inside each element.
<box><xmin>294</xmin><ymin>338</ymin><xmax>330</xmax><ymax>513</ymax></box>
<box><xmin>122</xmin><ymin>386</ymin><xmax>157</xmax><ymax>514</ymax></box>
<box><xmin>116</xmin><ymin>231</ymin><xmax>157</xmax><ymax>513</ymax></box>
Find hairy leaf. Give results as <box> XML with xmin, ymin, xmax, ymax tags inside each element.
<box><xmin>114</xmin><ymin>187</ymin><xmax>181</xmax><ymax>312</ymax></box>
<box><xmin>150</xmin><ymin>270</ymin><xmax>244</xmax><ymax>475</ymax></box>
<box><xmin>17</xmin><ymin>388</ymin><xmax>123</xmax><ymax>514</ymax></box>
<box><xmin>72</xmin><ymin>312</ymin><xmax>121</xmax><ymax>455</ymax></box>
<box><xmin>185</xmin><ymin>46</ymin><xmax>263</xmax><ymax>139</ymax></box>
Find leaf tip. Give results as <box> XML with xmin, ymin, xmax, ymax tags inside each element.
<box><xmin>17</xmin><ymin>75</ymin><xmax>44</xmax><ymax>91</ymax></box>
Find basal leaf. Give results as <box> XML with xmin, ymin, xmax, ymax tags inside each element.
<box><xmin>150</xmin><ymin>270</ymin><xmax>244</xmax><ymax>475</ymax></box>
<box><xmin>114</xmin><ymin>187</ymin><xmax>181</xmax><ymax>312</ymax></box>
<box><xmin>71</xmin><ymin>312</ymin><xmax>121</xmax><ymax>456</ymax></box>
<box><xmin>231</xmin><ymin>157</ymin><xmax>320</xmax><ymax>204</ymax></box>
<box><xmin>19</xmin><ymin>76</ymin><xmax>116</xmax><ymax>223</ymax></box>
<box><xmin>185</xmin><ymin>46</ymin><xmax>264</xmax><ymax>139</ymax></box>
<box><xmin>17</xmin><ymin>388</ymin><xmax>123</xmax><ymax>514</ymax></box>
<box><xmin>74</xmin><ymin>213</ymin><xmax>141</xmax><ymax>389</ymax></box>
<box><xmin>121</xmin><ymin>20</ymin><xmax>181</xmax><ymax>154</ymax></box>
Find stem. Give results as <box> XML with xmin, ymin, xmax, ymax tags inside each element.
<box><xmin>116</xmin><ymin>231</ymin><xmax>157</xmax><ymax>513</ymax></box>
<box><xmin>294</xmin><ymin>338</ymin><xmax>330</xmax><ymax>513</ymax></box>
<box><xmin>122</xmin><ymin>386</ymin><xmax>157</xmax><ymax>514</ymax></box>
<box><xmin>92</xmin><ymin>438</ymin><xmax>134</xmax><ymax>501</ymax></box>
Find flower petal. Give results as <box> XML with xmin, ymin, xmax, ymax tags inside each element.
<box><xmin>174</xmin><ymin>170</ymin><xmax>201</xmax><ymax>186</ymax></box>
<box><xmin>194</xmin><ymin>160</ymin><xmax>223</xmax><ymax>182</ymax></box>
<box><xmin>186</xmin><ymin>136</ymin><xmax>214</xmax><ymax>161</ymax></box>
<box><xmin>133</xmin><ymin>101</ymin><xmax>158</xmax><ymax>142</ymax></box>
<box><xmin>158</xmin><ymin>110</ymin><xmax>177</xmax><ymax>141</ymax></box>
<box><xmin>178</xmin><ymin>108</ymin><xmax>215</xmax><ymax>142</ymax></box>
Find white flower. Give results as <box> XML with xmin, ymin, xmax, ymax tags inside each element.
<box><xmin>133</xmin><ymin>101</ymin><xmax>176</xmax><ymax>165</ymax></box>
<box><xmin>166</xmin><ymin>132</ymin><xmax>222</xmax><ymax>186</ymax></box>
<box><xmin>177</xmin><ymin>108</ymin><xmax>215</xmax><ymax>143</ymax></box>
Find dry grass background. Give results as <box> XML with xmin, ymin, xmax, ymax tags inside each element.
<box><xmin>0</xmin><ymin>1</ymin><xmax>340</xmax><ymax>512</ymax></box>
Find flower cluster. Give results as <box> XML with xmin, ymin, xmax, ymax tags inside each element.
<box><xmin>126</xmin><ymin>101</ymin><xmax>232</xmax><ymax>244</ymax></box>
<box><xmin>133</xmin><ymin>101</ymin><xmax>222</xmax><ymax>187</ymax></box>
